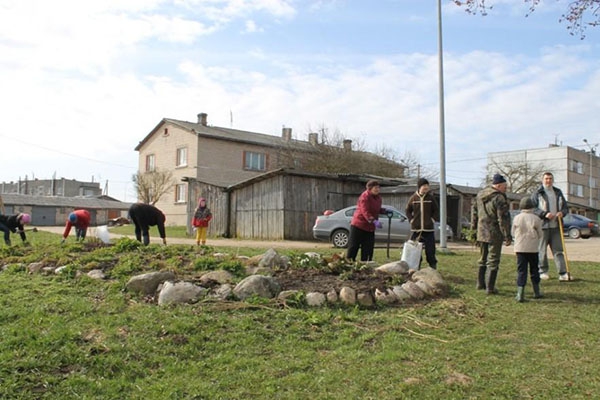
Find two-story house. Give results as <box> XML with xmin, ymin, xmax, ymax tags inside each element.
<box><xmin>135</xmin><ymin>112</ymin><xmax>407</xmax><ymax>231</ymax></box>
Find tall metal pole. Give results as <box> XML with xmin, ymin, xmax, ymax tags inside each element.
<box><xmin>437</xmin><ymin>0</ymin><xmax>448</xmax><ymax>249</ymax></box>
<box><xmin>583</xmin><ymin>139</ymin><xmax>596</xmax><ymax>208</ymax></box>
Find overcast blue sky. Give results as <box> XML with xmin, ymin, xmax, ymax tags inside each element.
<box><xmin>1</xmin><ymin>0</ymin><xmax>599</xmax><ymax>201</ymax></box>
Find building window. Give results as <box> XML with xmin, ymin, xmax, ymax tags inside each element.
<box><xmin>176</xmin><ymin>147</ymin><xmax>187</xmax><ymax>167</ymax></box>
<box><xmin>570</xmin><ymin>160</ymin><xmax>584</xmax><ymax>174</ymax></box>
<box><xmin>244</xmin><ymin>151</ymin><xmax>267</xmax><ymax>171</ymax></box>
<box><xmin>570</xmin><ymin>183</ymin><xmax>584</xmax><ymax>197</ymax></box>
<box><xmin>175</xmin><ymin>184</ymin><xmax>186</xmax><ymax>203</ymax></box>
<box><xmin>146</xmin><ymin>154</ymin><xmax>156</xmax><ymax>172</ymax></box>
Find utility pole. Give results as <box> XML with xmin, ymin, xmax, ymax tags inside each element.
<box><xmin>437</xmin><ymin>0</ymin><xmax>448</xmax><ymax>249</ymax></box>
<box><xmin>583</xmin><ymin>139</ymin><xmax>597</xmax><ymax>208</ymax></box>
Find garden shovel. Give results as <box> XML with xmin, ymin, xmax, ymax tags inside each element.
<box><xmin>557</xmin><ymin>216</ymin><xmax>573</xmax><ymax>281</ymax></box>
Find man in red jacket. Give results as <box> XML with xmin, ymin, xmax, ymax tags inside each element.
<box><xmin>62</xmin><ymin>209</ymin><xmax>91</xmax><ymax>243</ymax></box>
<box><xmin>346</xmin><ymin>180</ymin><xmax>386</xmax><ymax>262</ymax></box>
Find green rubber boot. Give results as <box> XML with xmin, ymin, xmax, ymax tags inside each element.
<box><xmin>515</xmin><ymin>286</ymin><xmax>525</xmax><ymax>302</ymax></box>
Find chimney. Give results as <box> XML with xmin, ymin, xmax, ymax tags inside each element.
<box><xmin>343</xmin><ymin>139</ymin><xmax>352</xmax><ymax>151</ymax></box>
<box><xmin>308</xmin><ymin>132</ymin><xmax>318</xmax><ymax>146</ymax></box>
<box><xmin>197</xmin><ymin>113</ymin><xmax>208</xmax><ymax>126</ymax></box>
<box><xmin>282</xmin><ymin>127</ymin><xmax>292</xmax><ymax>141</ymax></box>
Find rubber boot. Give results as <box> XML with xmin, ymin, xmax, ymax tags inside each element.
<box><xmin>476</xmin><ymin>266</ymin><xmax>487</xmax><ymax>290</ymax></box>
<box><xmin>486</xmin><ymin>269</ymin><xmax>499</xmax><ymax>295</ymax></box>
<box><xmin>142</xmin><ymin>234</ymin><xmax>150</xmax><ymax>246</ymax></box>
<box><xmin>532</xmin><ymin>282</ymin><xmax>543</xmax><ymax>299</ymax></box>
<box><xmin>515</xmin><ymin>286</ymin><xmax>525</xmax><ymax>302</ymax></box>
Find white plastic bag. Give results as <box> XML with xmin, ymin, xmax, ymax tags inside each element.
<box><xmin>95</xmin><ymin>225</ymin><xmax>111</xmax><ymax>244</ymax></box>
<box><xmin>401</xmin><ymin>240</ymin><xmax>423</xmax><ymax>270</ymax></box>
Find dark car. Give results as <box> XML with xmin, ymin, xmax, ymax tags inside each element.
<box><xmin>312</xmin><ymin>205</ymin><xmax>453</xmax><ymax>248</ymax></box>
<box><xmin>511</xmin><ymin>211</ymin><xmax>598</xmax><ymax>239</ymax></box>
<box><xmin>562</xmin><ymin>214</ymin><xmax>599</xmax><ymax>239</ymax></box>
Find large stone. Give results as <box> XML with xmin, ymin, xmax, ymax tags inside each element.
<box><xmin>199</xmin><ymin>270</ymin><xmax>234</xmax><ymax>285</ymax></box>
<box><xmin>126</xmin><ymin>271</ymin><xmax>176</xmax><ymax>295</ymax></box>
<box><xmin>376</xmin><ymin>261</ymin><xmax>409</xmax><ymax>275</ymax></box>
<box><xmin>306</xmin><ymin>292</ymin><xmax>326</xmax><ymax>306</ymax></box>
<box><xmin>209</xmin><ymin>284</ymin><xmax>233</xmax><ymax>300</ymax></box>
<box><xmin>401</xmin><ymin>281</ymin><xmax>426</xmax><ymax>300</ymax></box>
<box><xmin>87</xmin><ymin>269</ymin><xmax>105</xmax><ymax>280</ymax></box>
<box><xmin>357</xmin><ymin>292</ymin><xmax>374</xmax><ymax>307</ymax></box>
<box><xmin>158</xmin><ymin>281</ymin><xmax>207</xmax><ymax>305</ymax></box>
<box><xmin>412</xmin><ymin>267</ymin><xmax>449</xmax><ymax>296</ymax></box>
<box><xmin>233</xmin><ymin>275</ymin><xmax>281</xmax><ymax>300</ymax></box>
<box><xmin>339</xmin><ymin>286</ymin><xmax>356</xmax><ymax>305</ymax></box>
<box><xmin>392</xmin><ymin>286</ymin><xmax>412</xmax><ymax>301</ymax></box>
<box><xmin>27</xmin><ymin>262</ymin><xmax>44</xmax><ymax>274</ymax></box>
<box><xmin>375</xmin><ymin>288</ymin><xmax>398</xmax><ymax>304</ymax></box>
<box><xmin>326</xmin><ymin>289</ymin><xmax>338</xmax><ymax>303</ymax></box>
<box><xmin>258</xmin><ymin>248</ymin><xmax>287</xmax><ymax>269</ymax></box>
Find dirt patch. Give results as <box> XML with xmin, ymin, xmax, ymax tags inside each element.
<box><xmin>272</xmin><ymin>267</ymin><xmax>401</xmax><ymax>294</ymax></box>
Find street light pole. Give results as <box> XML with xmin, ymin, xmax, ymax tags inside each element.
<box><xmin>437</xmin><ymin>0</ymin><xmax>448</xmax><ymax>249</ymax></box>
<box><xmin>583</xmin><ymin>139</ymin><xmax>596</xmax><ymax>208</ymax></box>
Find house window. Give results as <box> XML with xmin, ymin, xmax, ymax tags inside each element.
<box><xmin>176</xmin><ymin>147</ymin><xmax>187</xmax><ymax>167</ymax></box>
<box><xmin>244</xmin><ymin>151</ymin><xmax>267</xmax><ymax>171</ymax></box>
<box><xmin>146</xmin><ymin>154</ymin><xmax>156</xmax><ymax>172</ymax></box>
<box><xmin>175</xmin><ymin>184</ymin><xmax>186</xmax><ymax>203</ymax></box>
<box><xmin>570</xmin><ymin>183</ymin><xmax>584</xmax><ymax>197</ymax></box>
<box><xmin>570</xmin><ymin>160</ymin><xmax>584</xmax><ymax>174</ymax></box>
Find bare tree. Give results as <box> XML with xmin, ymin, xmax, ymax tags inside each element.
<box><xmin>279</xmin><ymin>125</ymin><xmax>406</xmax><ymax>177</ymax></box>
<box><xmin>132</xmin><ymin>170</ymin><xmax>175</xmax><ymax>205</ymax></box>
<box><xmin>453</xmin><ymin>0</ymin><xmax>600</xmax><ymax>38</ymax></box>
<box><xmin>486</xmin><ymin>159</ymin><xmax>548</xmax><ymax>193</ymax></box>
<box><xmin>398</xmin><ymin>150</ymin><xmax>439</xmax><ymax>181</ymax></box>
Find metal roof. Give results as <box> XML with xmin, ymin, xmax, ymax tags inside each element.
<box><xmin>1</xmin><ymin>193</ymin><xmax>132</xmax><ymax>210</ymax></box>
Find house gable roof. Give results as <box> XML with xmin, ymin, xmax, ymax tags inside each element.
<box><xmin>135</xmin><ymin>117</ymin><xmax>315</xmax><ymax>152</ymax></box>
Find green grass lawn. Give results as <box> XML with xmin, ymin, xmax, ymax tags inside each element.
<box><xmin>1</xmin><ymin>231</ymin><xmax>599</xmax><ymax>399</ymax></box>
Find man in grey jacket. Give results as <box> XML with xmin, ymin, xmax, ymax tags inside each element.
<box><xmin>530</xmin><ymin>172</ymin><xmax>571</xmax><ymax>281</ymax></box>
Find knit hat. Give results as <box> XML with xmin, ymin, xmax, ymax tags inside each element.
<box><xmin>417</xmin><ymin>178</ymin><xmax>429</xmax><ymax>188</ymax></box>
<box><xmin>366</xmin><ymin>180</ymin><xmax>380</xmax><ymax>189</ymax></box>
<box><xmin>492</xmin><ymin>173</ymin><xmax>506</xmax><ymax>184</ymax></box>
<box><xmin>19</xmin><ymin>213</ymin><xmax>31</xmax><ymax>225</ymax></box>
<box><xmin>68</xmin><ymin>212</ymin><xmax>77</xmax><ymax>223</ymax></box>
<box><xmin>197</xmin><ymin>197</ymin><xmax>206</xmax><ymax>207</ymax></box>
<box><xmin>519</xmin><ymin>197</ymin><xmax>535</xmax><ymax>210</ymax></box>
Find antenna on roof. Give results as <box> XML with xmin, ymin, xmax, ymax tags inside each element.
<box><xmin>230</xmin><ymin>109</ymin><xmax>233</xmax><ymax>128</ymax></box>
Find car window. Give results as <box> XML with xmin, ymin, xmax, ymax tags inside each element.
<box><xmin>345</xmin><ymin>208</ymin><xmax>356</xmax><ymax>218</ymax></box>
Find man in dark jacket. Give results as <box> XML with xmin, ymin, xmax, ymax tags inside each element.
<box><xmin>471</xmin><ymin>174</ymin><xmax>512</xmax><ymax>294</ymax></box>
<box><xmin>530</xmin><ymin>172</ymin><xmax>570</xmax><ymax>281</ymax></box>
<box><xmin>128</xmin><ymin>203</ymin><xmax>167</xmax><ymax>246</ymax></box>
<box><xmin>405</xmin><ymin>178</ymin><xmax>439</xmax><ymax>269</ymax></box>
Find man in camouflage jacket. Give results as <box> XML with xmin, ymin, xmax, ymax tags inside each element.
<box><xmin>471</xmin><ymin>173</ymin><xmax>513</xmax><ymax>294</ymax></box>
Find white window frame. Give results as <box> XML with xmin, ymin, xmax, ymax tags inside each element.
<box><xmin>146</xmin><ymin>154</ymin><xmax>156</xmax><ymax>172</ymax></box>
<box><xmin>244</xmin><ymin>151</ymin><xmax>266</xmax><ymax>171</ymax></box>
<box><xmin>175</xmin><ymin>184</ymin><xmax>186</xmax><ymax>203</ymax></box>
<box><xmin>176</xmin><ymin>147</ymin><xmax>187</xmax><ymax>167</ymax></box>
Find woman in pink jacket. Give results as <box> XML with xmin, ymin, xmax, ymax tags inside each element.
<box><xmin>346</xmin><ymin>180</ymin><xmax>386</xmax><ymax>262</ymax></box>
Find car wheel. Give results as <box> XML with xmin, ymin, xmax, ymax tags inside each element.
<box><xmin>331</xmin><ymin>229</ymin><xmax>349</xmax><ymax>248</ymax></box>
<box><xmin>568</xmin><ymin>228</ymin><xmax>581</xmax><ymax>239</ymax></box>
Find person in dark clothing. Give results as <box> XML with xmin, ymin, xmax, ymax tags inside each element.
<box><xmin>346</xmin><ymin>180</ymin><xmax>387</xmax><ymax>262</ymax></box>
<box><xmin>471</xmin><ymin>173</ymin><xmax>512</xmax><ymax>294</ymax></box>
<box><xmin>128</xmin><ymin>203</ymin><xmax>167</xmax><ymax>246</ymax></box>
<box><xmin>405</xmin><ymin>178</ymin><xmax>439</xmax><ymax>269</ymax></box>
<box><xmin>0</xmin><ymin>213</ymin><xmax>31</xmax><ymax>246</ymax></box>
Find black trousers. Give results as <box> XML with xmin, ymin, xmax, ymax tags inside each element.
<box><xmin>410</xmin><ymin>231</ymin><xmax>437</xmax><ymax>269</ymax></box>
<box><xmin>346</xmin><ymin>225</ymin><xmax>375</xmax><ymax>262</ymax></box>
<box><xmin>516</xmin><ymin>252</ymin><xmax>540</xmax><ymax>287</ymax></box>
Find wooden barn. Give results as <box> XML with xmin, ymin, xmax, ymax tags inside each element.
<box><xmin>184</xmin><ymin>169</ymin><xmax>405</xmax><ymax>240</ymax></box>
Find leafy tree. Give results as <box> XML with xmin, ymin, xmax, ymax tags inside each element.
<box><xmin>453</xmin><ymin>0</ymin><xmax>600</xmax><ymax>38</ymax></box>
<box><xmin>132</xmin><ymin>169</ymin><xmax>175</xmax><ymax>205</ymax></box>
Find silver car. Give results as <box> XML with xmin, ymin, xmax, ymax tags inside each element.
<box><xmin>312</xmin><ymin>205</ymin><xmax>453</xmax><ymax>248</ymax></box>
